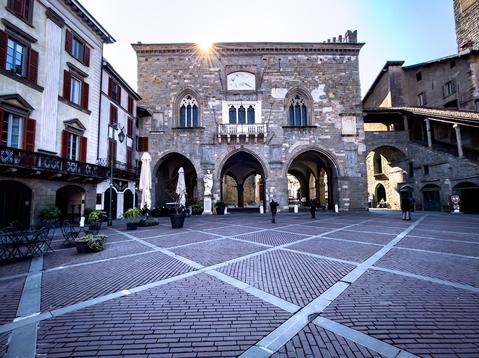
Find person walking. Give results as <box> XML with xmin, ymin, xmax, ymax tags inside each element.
<box><xmin>270</xmin><ymin>198</ymin><xmax>279</xmax><ymax>223</ymax></box>
<box><xmin>401</xmin><ymin>193</ymin><xmax>413</xmax><ymax>221</ymax></box>
<box><xmin>309</xmin><ymin>198</ymin><xmax>317</xmax><ymax>219</ymax></box>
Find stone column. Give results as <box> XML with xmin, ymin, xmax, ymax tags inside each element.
<box><xmin>425</xmin><ymin>118</ymin><xmax>432</xmax><ymax>148</ymax></box>
<box><xmin>237</xmin><ymin>183</ymin><xmax>244</xmax><ymax>207</ymax></box>
<box><xmin>453</xmin><ymin>124</ymin><xmax>464</xmax><ymax>158</ymax></box>
<box><xmin>402</xmin><ymin>114</ymin><xmax>409</xmax><ymax>133</ymax></box>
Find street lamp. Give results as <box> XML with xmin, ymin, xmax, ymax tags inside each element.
<box><xmin>108</xmin><ymin>123</ymin><xmax>125</xmax><ymax>226</ymax></box>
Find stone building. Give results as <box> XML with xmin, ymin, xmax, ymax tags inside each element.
<box><xmin>454</xmin><ymin>0</ymin><xmax>479</xmax><ymax>51</ymax></box>
<box><xmin>363</xmin><ymin>0</ymin><xmax>479</xmax><ymax>213</ymax></box>
<box><xmin>95</xmin><ymin>59</ymin><xmax>141</xmax><ymax>220</ymax></box>
<box><xmin>0</xmin><ymin>0</ymin><xmax>115</xmax><ymax>227</ymax></box>
<box><xmin>133</xmin><ymin>31</ymin><xmax>368</xmax><ymax>212</ymax></box>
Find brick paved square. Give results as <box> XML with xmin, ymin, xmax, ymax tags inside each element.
<box><xmin>171</xmin><ymin>238</ymin><xmax>265</xmax><ymax>266</ymax></box>
<box><xmin>0</xmin><ymin>277</ymin><xmax>25</xmax><ymax>324</ymax></box>
<box><xmin>326</xmin><ymin>229</ymin><xmax>394</xmax><ymax>245</ymax></box>
<box><xmin>409</xmin><ymin>227</ymin><xmax>479</xmax><ymax>242</ymax></box>
<box><xmin>276</xmin><ymin>224</ymin><xmax>334</xmax><ymax>236</ymax></box>
<box><xmin>41</xmin><ymin>251</ymin><xmax>195</xmax><ymax>311</ymax></box>
<box><xmin>322</xmin><ymin>270</ymin><xmax>479</xmax><ymax>356</ymax></box>
<box><xmin>219</xmin><ymin>250</ymin><xmax>354</xmax><ymax>306</ymax></box>
<box><xmin>144</xmin><ymin>231</ymin><xmax>220</xmax><ymax>248</ymax></box>
<box><xmin>0</xmin><ymin>258</ymin><xmax>31</xmax><ymax>277</ymax></box>
<box><xmin>289</xmin><ymin>237</ymin><xmax>381</xmax><ymax>263</ymax></box>
<box><xmin>398</xmin><ymin>236</ymin><xmax>479</xmax><ymax>257</ymax></box>
<box><xmin>42</xmin><ymin>240</ymin><xmax>152</xmax><ymax>270</ymax></box>
<box><xmin>204</xmin><ymin>225</ymin><xmax>262</xmax><ymax>237</ymax></box>
<box><xmin>234</xmin><ymin>230</ymin><xmax>308</xmax><ymax>246</ymax></box>
<box><xmin>375</xmin><ymin>248</ymin><xmax>479</xmax><ymax>287</ymax></box>
<box><xmin>349</xmin><ymin>224</ymin><xmax>405</xmax><ymax>235</ymax></box>
<box><xmin>272</xmin><ymin>323</ymin><xmax>384</xmax><ymax>358</ymax></box>
<box><xmin>37</xmin><ymin>274</ymin><xmax>291</xmax><ymax>358</ymax></box>
<box><xmin>0</xmin><ymin>333</ymin><xmax>8</xmax><ymax>357</ymax></box>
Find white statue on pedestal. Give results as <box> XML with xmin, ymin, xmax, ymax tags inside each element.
<box><xmin>204</xmin><ymin>170</ymin><xmax>213</xmax><ymax>196</ymax></box>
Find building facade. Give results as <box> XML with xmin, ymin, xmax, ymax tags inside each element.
<box><xmin>0</xmin><ymin>0</ymin><xmax>114</xmax><ymax>227</ymax></box>
<box><xmin>95</xmin><ymin>59</ymin><xmax>141</xmax><ymax>219</ymax></box>
<box><xmin>454</xmin><ymin>0</ymin><xmax>479</xmax><ymax>51</ymax></box>
<box><xmin>133</xmin><ymin>32</ymin><xmax>368</xmax><ymax>212</ymax></box>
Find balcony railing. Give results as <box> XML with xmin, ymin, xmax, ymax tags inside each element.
<box><xmin>96</xmin><ymin>158</ymin><xmax>138</xmax><ymax>177</ymax></box>
<box><xmin>0</xmin><ymin>146</ymin><xmax>108</xmax><ymax>180</ymax></box>
<box><xmin>218</xmin><ymin>124</ymin><xmax>267</xmax><ymax>143</ymax></box>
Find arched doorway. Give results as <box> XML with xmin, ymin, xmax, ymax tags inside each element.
<box><xmin>56</xmin><ymin>185</ymin><xmax>85</xmax><ymax>222</ymax></box>
<box><xmin>422</xmin><ymin>184</ymin><xmax>441</xmax><ymax>211</ymax></box>
<box><xmin>367</xmin><ymin>146</ymin><xmax>408</xmax><ymax>210</ymax></box>
<box><xmin>453</xmin><ymin>182</ymin><xmax>479</xmax><ymax>213</ymax></box>
<box><xmin>375</xmin><ymin>183</ymin><xmax>387</xmax><ymax>208</ymax></box>
<box><xmin>287</xmin><ymin>150</ymin><xmax>338</xmax><ymax>209</ymax></box>
<box><xmin>123</xmin><ymin>189</ymin><xmax>134</xmax><ymax>213</ymax></box>
<box><xmin>220</xmin><ymin>151</ymin><xmax>266</xmax><ymax>210</ymax></box>
<box><xmin>0</xmin><ymin>181</ymin><xmax>32</xmax><ymax>228</ymax></box>
<box><xmin>156</xmin><ymin>153</ymin><xmax>198</xmax><ymax>207</ymax></box>
<box><xmin>104</xmin><ymin>188</ymin><xmax>118</xmax><ymax>220</ymax></box>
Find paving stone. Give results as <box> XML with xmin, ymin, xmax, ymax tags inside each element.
<box><xmin>234</xmin><ymin>230</ymin><xmax>308</xmax><ymax>246</ymax></box>
<box><xmin>171</xmin><ymin>238</ymin><xmax>265</xmax><ymax>266</ymax></box>
<box><xmin>322</xmin><ymin>270</ymin><xmax>479</xmax><ymax>356</ymax></box>
<box><xmin>219</xmin><ymin>250</ymin><xmax>354</xmax><ymax>306</ymax></box>
<box><xmin>272</xmin><ymin>323</ymin><xmax>385</xmax><ymax>358</ymax></box>
<box><xmin>326</xmin><ymin>230</ymin><xmax>394</xmax><ymax>245</ymax></box>
<box><xmin>398</xmin><ymin>236</ymin><xmax>479</xmax><ymax>257</ymax></box>
<box><xmin>143</xmin><ymin>231</ymin><xmax>220</xmax><ymax>248</ymax></box>
<box><xmin>204</xmin><ymin>225</ymin><xmax>262</xmax><ymax>237</ymax></box>
<box><xmin>375</xmin><ymin>248</ymin><xmax>479</xmax><ymax>287</ymax></box>
<box><xmin>43</xmin><ymin>241</ymin><xmax>152</xmax><ymax>270</ymax></box>
<box><xmin>275</xmin><ymin>224</ymin><xmax>334</xmax><ymax>236</ymax></box>
<box><xmin>0</xmin><ymin>276</ymin><xmax>25</xmax><ymax>324</ymax></box>
<box><xmin>0</xmin><ymin>258</ymin><xmax>31</xmax><ymax>277</ymax></box>
<box><xmin>289</xmin><ymin>237</ymin><xmax>381</xmax><ymax>262</ymax></box>
<box><xmin>41</xmin><ymin>251</ymin><xmax>194</xmax><ymax>310</ymax></box>
<box><xmin>37</xmin><ymin>274</ymin><xmax>290</xmax><ymax>358</ymax></box>
<box><xmin>0</xmin><ymin>331</ymin><xmax>9</xmax><ymax>356</ymax></box>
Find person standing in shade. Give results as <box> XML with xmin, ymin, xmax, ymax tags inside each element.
<box><xmin>309</xmin><ymin>198</ymin><xmax>317</xmax><ymax>219</ymax></box>
<box><xmin>270</xmin><ymin>198</ymin><xmax>279</xmax><ymax>223</ymax></box>
<box><xmin>400</xmin><ymin>193</ymin><xmax>413</xmax><ymax>221</ymax></box>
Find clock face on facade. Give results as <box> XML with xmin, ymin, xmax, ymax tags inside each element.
<box><xmin>227</xmin><ymin>72</ymin><xmax>256</xmax><ymax>91</ymax></box>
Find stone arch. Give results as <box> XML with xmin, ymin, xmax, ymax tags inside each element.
<box><xmin>453</xmin><ymin>181</ymin><xmax>479</xmax><ymax>213</ymax></box>
<box><xmin>215</xmin><ymin>148</ymin><xmax>269</xmax><ymax>181</ymax></box>
<box><xmin>284</xmin><ymin>87</ymin><xmax>314</xmax><ymax>126</ymax></box>
<box><xmin>173</xmin><ymin>87</ymin><xmax>202</xmax><ymax>127</ymax></box>
<box><xmin>153</xmin><ymin>150</ymin><xmax>202</xmax><ymax>180</ymax></box>
<box><xmin>283</xmin><ymin>145</ymin><xmax>343</xmax><ymax>178</ymax></box>
<box><xmin>366</xmin><ymin>145</ymin><xmax>408</xmax><ymax>210</ymax></box>
<box><xmin>375</xmin><ymin>183</ymin><xmax>387</xmax><ymax>207</ymax></box>
<box><xmin>285</xmin><ymin>147</ymin><xmax>340</xmax><ymax>210</ymax></box>
<box><xmin>217</xmin><ymin>149</ymin><xmax>268</xmax><ymax>210</ymax></box>
<box><xmin>0</xmin><ymin>180</ymin><xmax>32</xmax><ymax>228</ymax></box>
<box><xmin>155</xmin><ymin>152</ymin><xmax>198</xmax><ymax>206</ymax></box>
<box><xmin>56</xmin><ymin>185</ymin><xmax>85</xmax><ymax>222</ymax></box>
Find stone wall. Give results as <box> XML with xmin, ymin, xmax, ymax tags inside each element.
<box><xmin>134</xmin><ymin>40</ymin><xmax>367</xmax><ymax>211</ymax></box>
<box><xmin>454</xmin><ymin>0</ymin><xmax>479</xmax><ymax>51</ymax></box>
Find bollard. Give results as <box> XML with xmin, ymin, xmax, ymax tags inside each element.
<box><xmin>294</xmin><ymin>204</ymin><xmax>298</xmax><ymax>213</ymax></box>
<box><xmin>259</xmin><ymin>206</ymin><xmax>264</xmax><ymax>214</ymax></box>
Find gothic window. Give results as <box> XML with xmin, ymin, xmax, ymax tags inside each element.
<box><xmin>238</xmin><ymin>105</ymin><xmax>246</xmax><ymax>124</ymax></box>
<box><xmin>288</xmin><ymin>95</ymin><xmax>308</xmax><ymax>126</ymax></box>
<box><xmin>229</xmin><ymin>105</ymin><xmax>237</xmax><ymax>124</ymax></box>
<box><xmin>179</xmin><ymin>95</ymin><xmax>199</xmax><ymax>128</ymax></box>
<box><xmin>247</xmin><ymin>105</ymin><xmax>255</xmax><ymax>124</ymax></box>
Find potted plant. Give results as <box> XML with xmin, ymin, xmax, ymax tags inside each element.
<box><xmin>121</xmin><ymin>208</ymin><xmax>142</xmax><ymax>230</ymax></box>
<box><xmin>191</xmin><ymin>202</ymin><xmax>204</xmax><ymax>215</ymax></box>
<box><xmin>138</xmin><ymin>218</ymin><xmax>159</xmax><ymax>227</ymax></box>
<box><xmin>170</xmin><ymin>203</ymin><xmax>186</xmax><ymax>229</ymax></box>
<box><xmin>75</xmin><ymin>234</ymin><xmax>107</xmax><ymax>253</ymax></box>
<box><xmin>215</xmin><ymin>201</ymin><xmax>226</xmax><ymax>215</ymax></box>
<box><xmin>87</xmin><ymin>210</ymin><xmax>106</xmax><ymax>231</ymax></box>
<box><xmin>39</xmin><ymin>207</ymin><xmax>61</xmax><ymax>226</ymax></box>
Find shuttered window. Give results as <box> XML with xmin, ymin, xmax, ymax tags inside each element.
<box><xmin>65</xmin><ymin>29</ymin><xmax>90</xmax><ymax>67</ymax></box>
<box><xmin>63</xmin><ymin>70</ymin><xmax>89</xmax><ymax>110</ymax></box>
<box><xmin>0</xmin><ymin>30</ymin><xmax>39</xmax><ymax>84</ymax></box>
<box><xmin>7</xmin><ymin>0</ymin><xmax>32</xmax><ymax>22</ymax></box>
<box><xmin>61</xmin><ymin>130</ymin><xmax>87</xmax><ymax>161</ymax></box>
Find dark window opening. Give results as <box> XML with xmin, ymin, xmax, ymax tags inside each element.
<box><xmin>416</xmin><ymin>72</ymin><xmax>422</xmax><ymax>81</ymax></box>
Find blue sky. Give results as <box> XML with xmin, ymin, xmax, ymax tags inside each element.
<box><xmin>81</xmin><ymin>0</ymin><xmax>457</xmax><ymax>97</ymax></box>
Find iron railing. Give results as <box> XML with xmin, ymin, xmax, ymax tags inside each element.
<box><xmin>96</xmin><ymin>158</ymin><xmax>138</xmax><ymax>176</ymax></box>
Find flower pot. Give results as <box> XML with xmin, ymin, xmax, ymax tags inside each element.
<box><xmin>170</xmin><ymin>214</ymin><xmax>185</xmax><ymax>229</ymax></box>
<box><xmin>216</xmin><ymin>206</ymin><xmax>225</xmax><ymax>215</ymax></box>
<box><xmin>75</xmin><ymin>241</ymin><xmax>89</xmax><ymax>254</ymax></box>
<box><xmin>126</xmin><ymin>222</ymin><xmax>138</xmax><ymax>230</ymax></box>
<box><xmin>88</xmin><ymin>223</ymin><xmax>101</xmax><ymax>231</ymax></box>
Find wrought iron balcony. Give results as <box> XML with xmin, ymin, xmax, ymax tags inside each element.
<box><xmin>218</xmin><ymin>123</ymin><xmax>267</xmax><ymax>143</ymax></box>
<box><xmin>96</xmin><ymin>158</ymin><xmax>138</xmax><ymax>179</ymax></box>
<box><xmin>0</xmin><ymin>146</ymin><xmax>108</xmax><ymax>182</ymax></box>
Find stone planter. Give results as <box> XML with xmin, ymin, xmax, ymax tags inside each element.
<box><xmin>170</xmin><ymin>214</ymin><xmax>185</xmax><ymax>229</ymax></box>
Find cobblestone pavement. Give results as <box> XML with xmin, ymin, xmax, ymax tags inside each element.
<box><xmin>1</xmin><ymin>212</ymin><xmax>479</xmax><ymax>357</ymax></box>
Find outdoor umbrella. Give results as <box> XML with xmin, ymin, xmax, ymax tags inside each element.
<box><xmin>176</xmin><ymin>167</ymin><xmax>187</xmax><ymax>207</ymax></box>
<box><xmin>139</xmin><ymin>152</ymin><xmax>152</xmax><ymax>210</ymax></box>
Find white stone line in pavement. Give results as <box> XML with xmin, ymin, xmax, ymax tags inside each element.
<box><xmin>407</xmin><ymin>234</ymin><xmax>479</xmax><ymax>245</ymax></box>
<box><xmin>6</xmin><ymin>256</ymin><xmax>43</xmax><ymax>358</ymax></box>
<box><xmin>280</xmin><ymin>247</ymin><xmax>360</xmax><ymax>266</ymax></box>
<box><xmin>341</xmin><ymin>228</ymin><xmax>398</xmax><ymax>236</ymax></box>
<box><xmin>371</xmin><ymin>266</ymin><xmax>479</xmax><ymax>294</ymax></box>
<box><xmin>394</xmin><ymin>246</ymin><xmax>479</xmax><ymax>260</ymax></box>
<box><xmin>409</xmin><ymin>227</ymin><xmax>479</xmax><ymax>236</ymax></box>
<box><xmin>313</xmin><ymin>235</ymin><xmax>385</xmax><ymax>247</ymax></box>
<box><xmin>313</xmin><ymin>317</ymin><xmax>419</xmax><ymax>358</ymax></box>
<box><xmin>206</xmin><ymin>270</ymin><xmax>300</xmax><ymax>313</ymax></box>
<box><xmin>239</xmin><ymin>216</ymin><xmax>426</xmax><ymax>358</ymax></box>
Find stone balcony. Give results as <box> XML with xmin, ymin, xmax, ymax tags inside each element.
<box><xmin>218</xmin><ymin>124</ymin><xmax>267</xmax><ymax>143</ymax></box>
